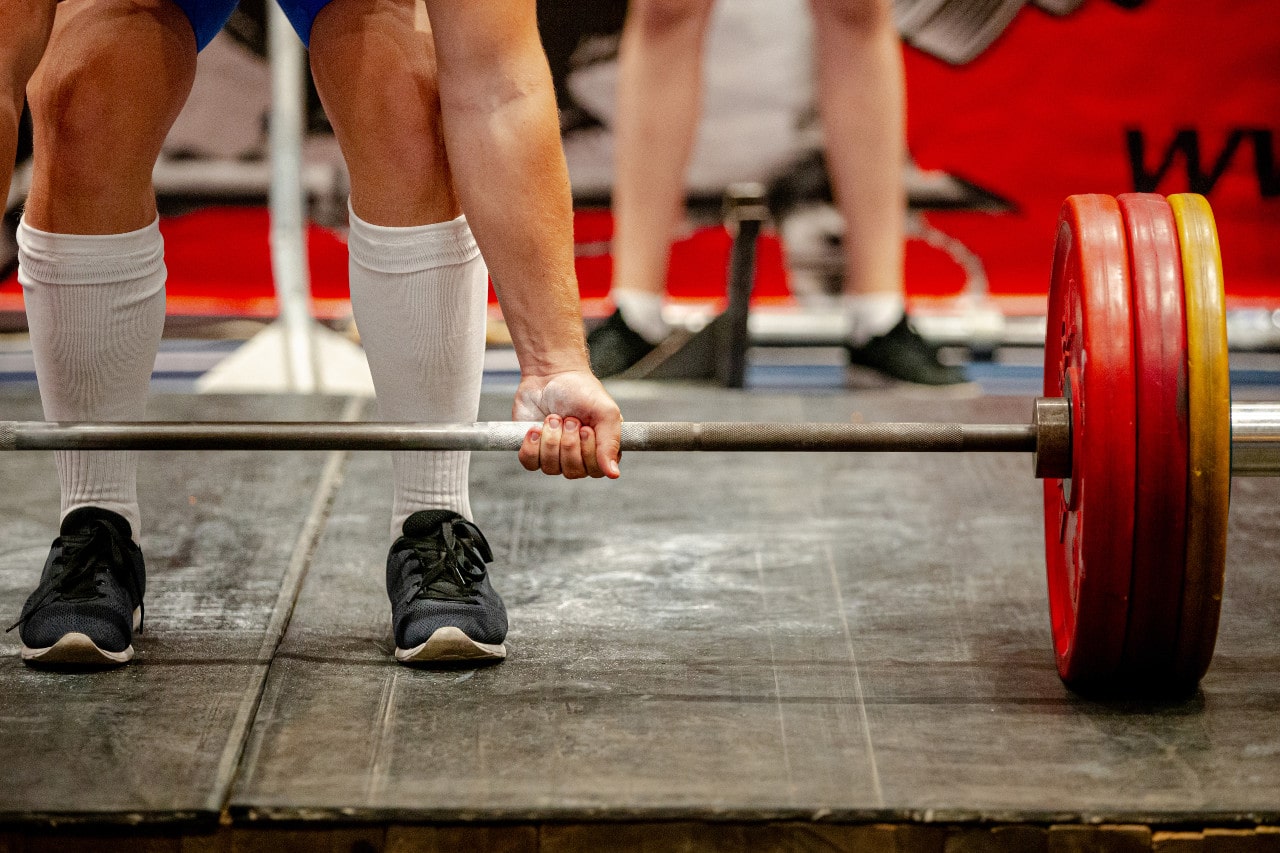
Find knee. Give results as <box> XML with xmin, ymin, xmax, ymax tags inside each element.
<box><xmin>310</xmin><ymin>20</ymin><xmax>455</xmax><ymax>220</ymax></box>
<box><xmin>27</xmin><ymin>6</ymin><xmax>194</xmax><ymax>189</ymax></box>
<box><xmin>808</xmin><ymin>0</ymin><xmax>894</xmax><ymax>36</ymax></box>
<box><xmin>311</xmin><ymin>27</ymin><xmax>447</xmax><ymax>179</ymax></box>
<box><xmin>28</xmin><ymin>56</ymin><xmax>142</xmax><ymax>192</ymax></box>
<box><xmin>0</xmin><ymin>4</ymin><xmax>54</xmax><ymax>115</ymax></box>
<box><xmin>627</xmin><ymin>0</ymin><xmax>717</xmax><ymax>40</ymax></box>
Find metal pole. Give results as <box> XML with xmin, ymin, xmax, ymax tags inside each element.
<box><xmin>718</xmin><ymin>184</ymin><xmax>768</xmax><ymax>389</ymax></box>
<box><xmin>268</xmin><ymin>3</ymin><xmax>320</xmax><ymax>393</ymax></box>
<box><xmin>1230</xmin><ymin>402</ymin><xmax>1280</xmax><ymax>476</ymax></box>
<box><xmin>0</xmin><ymin>421</ymin><xmax>1039</xmax><ymax>454</ymax></box>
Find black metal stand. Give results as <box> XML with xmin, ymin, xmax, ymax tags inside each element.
<box><xmin>620</xmin><ymin>184</ymin><xmax>769</xmax><ymax>387</ymax></box>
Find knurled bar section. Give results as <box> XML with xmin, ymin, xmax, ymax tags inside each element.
<box><xmin>620</xmin><ymin>422</ymin><xmax>1032</xmax><ymax>452</ymax></box>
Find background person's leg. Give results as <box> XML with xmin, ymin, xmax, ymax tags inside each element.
<box><xmin>587</xmin><ymin>0</ymin><xmax>717</xmax><ymax>377</ymax></box>
<box><xmin>609</xmin><ymin>0</ymin><xmax>716</xmax><ymax>328</ymax></box>
<box><xmin>810</xmin><ymin>0</ymin><xmax>904</xmax><ymax>305</ymax></box>
<box><xmin>810</xmin><ymin>0</ymin><xmax>963</xmax><ymax>384</ymax></box>
<box><xmin>0</xmin><ymin>0</ymin><xmax>55</xmax><ymax>206</ymax></box>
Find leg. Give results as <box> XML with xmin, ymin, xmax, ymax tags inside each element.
<box><xmin>0</xmin><ymin>0</ymin><xmax>55</xmax><ymax>206</ymax></box>
<box><xmin>309</xmin><ymin>0</ymin><xmax>504</xmax><ymax>663</ymax></box>
<box><xmin>809</xmin><ymin>0</ymin><xmax>963</xmax><ymax>384</ymax></box>
<box><xmin>23</xmin><ymin>0</ymin><xmax>196</xmax><ymax>532</ymax></box>
<box><xmin>587</xmin><ymin>0</ymin><xmax>717</xmax><ymax>376</ymax></box>
<box><xmin>809</xmin><ymin>0</ymin><xmax>904</xmax><ymax>300</ymax></box>
<box><xmin>310</xmin><ymin>0</ymin><xmax>482</xmax><ymax>533</ymax></box>
<box><xmin>611</xmin><ymin>0</ymin><xmax>715</xmax><ymax>304</ymax></box>
<box><xmin>309</xmin><ymin>0</ymin><xmax>458</xmax><ymax>228</ymax></box>
<box><xmin>12</xmin><ymin>0</ymin><xmax>196</xmax><ymax>666</ymax></box>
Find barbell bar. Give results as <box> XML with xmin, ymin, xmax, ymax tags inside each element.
<box><xmin>0</xmin><ymin>418</ymin><xmax>1037</xmax><ymax>454</ymax></box>
<box><xmin>2</xmin><ymin>402</ymin><xmax>1280</xmax><ymax>476</ymax></box>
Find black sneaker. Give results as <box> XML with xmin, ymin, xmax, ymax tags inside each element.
<box><xmin>387</xmin><ymin>510</ymin><xmax>507</xmax><ymax>664</ymax></box>
<box><xmin>587</xmin><ymin>310</ymin><xmax>658</xmax><ymax>378</ymax></box>
<box><xmin>7</xmin><ymin>507</ymin><xmax>145</xmax><ymax>667</ymax></box>
<box><xmin>847</xmin><ymin>315</ymin><xmax>968</xmax><ymax>386</ymax></box>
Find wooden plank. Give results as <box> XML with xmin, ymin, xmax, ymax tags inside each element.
<box><xmin>1048</xmin><ymin>825</ymin><xmax>1152</xmax><ymax>853</ymax></box>
<box><xmin>385</xmin><ymin>826</ymin><xmax>536</xmax><ymax>853</ymax></box>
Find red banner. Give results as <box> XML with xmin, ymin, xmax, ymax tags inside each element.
<box><xmin>904</xmin><ymin>0</ymin><xmax>1280</xmax><ymax>302</ymax></box>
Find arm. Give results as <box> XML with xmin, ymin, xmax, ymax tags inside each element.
<box><xmin>423</xmin><ymin>0</ymin><xmax>621</xmax><ymax>479</ymax></box>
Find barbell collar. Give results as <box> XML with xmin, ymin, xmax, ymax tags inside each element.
<box><xmin>1032</xmin><ymin>397</ymin><xmax>1072</xmax><ymax>480</ymax></box>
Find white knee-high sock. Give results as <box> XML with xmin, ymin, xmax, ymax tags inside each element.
<box><xmin>346</xmin><ymin>208</ymin><xmax>488</xmax><ymax>539</ymax></box>
<box><xmin>18</xmin><ymin>218</ymin><xmax>167</xmax><ymax>541</ymax></box>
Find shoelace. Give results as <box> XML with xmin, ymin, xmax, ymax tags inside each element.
<box><xmin>403</xmin><ymin>519</ymin><xmax>493</xmax><ymax>604</ymax></box>
<box><xmin>6</xmin><ymin>523</ymin><xmax>144</xmax><ymax>633</ymax></box>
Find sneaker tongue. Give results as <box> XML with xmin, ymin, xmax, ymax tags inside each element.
<box><xmin>61</xmin><ymin>507</ymin><xmax>132</xmax><ymax>540</ymax></box>
<box><xmin>402</xmin><ymin>509</ymin><xmax>464</xmax><ymax>539</ymax></box>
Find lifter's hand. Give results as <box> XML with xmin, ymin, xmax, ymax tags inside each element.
<box><xmin>514</xmin><ymin>370</ymin><xmax>622</xmax><ymax>479</ymax></box>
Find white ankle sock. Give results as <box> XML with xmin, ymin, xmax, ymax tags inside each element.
<box><xmin>612</xmin><ymin>288</ymin><xmax>669</xmax><ymax>345</ymax></box>
<box><xmin>18</xmin><ymin>218</ymin><xmax>167</xmax><ymax>542</ymax></box>
<box><xmin>346</xmin><ymin>207</ymin><xmax>488</xmax><ymax>539</ymax></box>
<box><xmin>843</xmin><ymin>292</ymin><xmax>905</xmax><ymax>347</ymax></box>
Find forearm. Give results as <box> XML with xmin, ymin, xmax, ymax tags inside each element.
<box><xmin>430</xmin><ymin>4</ymin><xmax>588</xmax><ymax>377</ymax></box>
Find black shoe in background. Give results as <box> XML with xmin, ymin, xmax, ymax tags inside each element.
<box><xmin>847</xmin><ymin>315</ymin><xmax>968</xmax><ymax>386</ymax></box>
<box><xmin>9</xmin><ymin>507</ymin><xmax>146</xmax><ymax>668</ymax></box>
<box><xmin>587</xmin><ymin>310</ymin><xmax>658</xmax><ymax>378</ymax></box>
<box><xmin>387</xmin><ymin>510</ymin><xmax>507</xmax><ymax>665</ymax></box>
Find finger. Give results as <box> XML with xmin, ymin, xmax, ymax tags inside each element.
<box><xmin>580</xmin><ymin>426</ymin><xmax>605</xmax><ymax>478</ymax></box>
<box><xmin>518</xmin><ymin>427</ymin><xmax>541</xmax><ymax>471</ymax></box>
<box><xmin>540</xmin><ymin>414</ymin><xmax>563</xmax><ymax>476</ymax></box>
<box><xmin>595</xmin><ymin>414</ymin><xmax>622</xmax><ymax>479</ymax></box>
<box><xmin>559</xmin><ymin>417</ymin><xmax>587</xmax><ymax>479</ymax></box>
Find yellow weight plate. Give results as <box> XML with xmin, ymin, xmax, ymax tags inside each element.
<box><xmin>1168</xmin><ymin>193</ymin><xmax>1230</xmax><ymax>688</ymax></box>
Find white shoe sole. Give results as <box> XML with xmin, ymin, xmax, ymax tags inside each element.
<box><xmin>21</xmin><ymin>632</ymin><xmax>134</xmax><ymax>667</ymax></box>
<box><xmin>19</xmin><ymin>607</ymin><xmax>139</xmax><ymax>668</ymax></box>
<box><xmin>395</xmin><ymin>626</ymin><xmax>506</xmax><ymax>664</ymax></box>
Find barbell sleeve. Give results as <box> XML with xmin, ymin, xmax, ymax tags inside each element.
<box><xmin>1230</xmin><ymin>402</ymin><xmax>1280</xmax><ymax>476</ymax></box>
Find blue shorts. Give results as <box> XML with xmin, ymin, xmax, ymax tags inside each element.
<box><xmin>171</xmin><ymin>0</ymin><xmax>336</xmax><ymax>51</ymax></box>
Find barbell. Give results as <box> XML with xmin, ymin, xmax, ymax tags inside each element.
<box><xmin>1</xmin><ymin>193</ymin><xmax>1274</xmax><ymax>696</ymax></box>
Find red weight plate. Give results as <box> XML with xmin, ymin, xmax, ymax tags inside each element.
<box><xmin>1042</xmin><ymin>195</ymin><xmax>1136</xmax><ymax>690</ymax></box>
<box><xmin>1117</xmin><ymin>194</ymin><xmax>1189</xmax><ymax>682</ymax></box>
